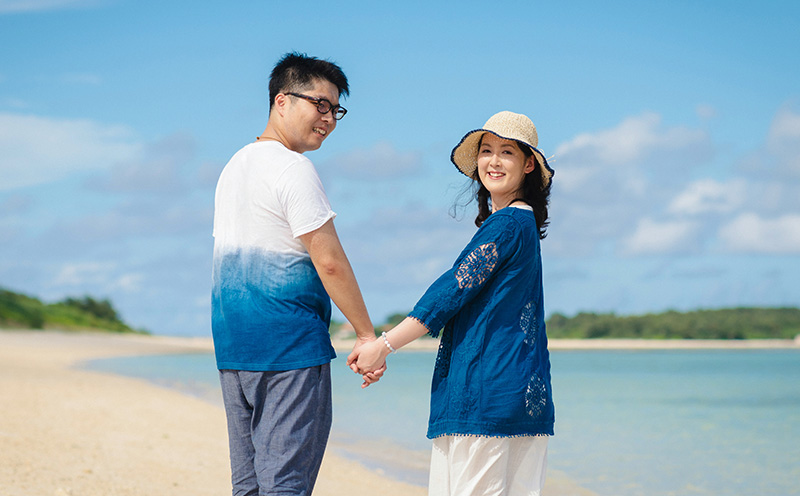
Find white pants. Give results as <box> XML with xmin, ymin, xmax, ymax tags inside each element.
<box><xmin>428</xmin><ymin>435</ymin><xmax>549</xmax><ymax>496</ymax></box>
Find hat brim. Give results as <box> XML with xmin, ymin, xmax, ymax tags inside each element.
<box><xmin>450</xmin><ymin>129</ymin><xmax>554</xmax><ymax>188</ymax></box>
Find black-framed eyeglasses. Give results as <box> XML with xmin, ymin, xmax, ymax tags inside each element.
<box><xmin>286</xmin><ymin>92</ymin><xmax>347</xmax><ymax>120</ymax></box>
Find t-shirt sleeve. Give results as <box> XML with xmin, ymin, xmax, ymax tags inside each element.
<box><xmin>275</xmin><ymin>158</ymin><xmax>337</xmax><ymax>238</ymax></box>
<box><xmin>408</xmin><ymin>214</ymin><xmax>522</xmax><ymax>337</ymax></box>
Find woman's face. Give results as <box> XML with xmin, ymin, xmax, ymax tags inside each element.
<box><xmin>477</xmin><ymin>133</ymin><xmax>535</xmax><ymax>211</ymax></box>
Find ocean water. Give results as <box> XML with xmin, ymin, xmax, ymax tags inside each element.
<box><xmin>86</xmin><ymin>348</ymin><xmax>800</xmax><ymax>495</ymax></box>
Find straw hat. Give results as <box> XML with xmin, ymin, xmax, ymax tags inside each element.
<box><xmin>450</xmin><ymin>111</ymin><xmax>554</xmax><ymax>188</ymax></box>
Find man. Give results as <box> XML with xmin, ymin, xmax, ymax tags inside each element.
<box><xmin>211</xmin><ymin>52</ymin><xmax>379</xmax><ymax>495</ymax></box>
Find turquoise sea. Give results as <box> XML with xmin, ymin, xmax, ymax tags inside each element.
<box><xmin>87</xmin><ymin>348</ymin><xmax>800</xmax><ymax>496</ymax></box>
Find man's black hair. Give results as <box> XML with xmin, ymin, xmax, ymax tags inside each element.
<box><xmin>268</xmin><ymin>52</ymin><xmax>349</xmax><ymax>108</ymax></box>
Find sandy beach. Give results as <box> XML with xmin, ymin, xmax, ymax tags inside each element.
<box><xmin>5</xmin><ymin>330</ymin><xmax>792</xmax><ymax>495</ymax></box>
<box><xmin>0</xmin><ymin>330</ymin><xmax>428</xmax><ymax>496</ymax></box>
<box><xmin>0</xmin><ymin>330</ymin><xmax>596</xmax><ymax>496</ymax></box>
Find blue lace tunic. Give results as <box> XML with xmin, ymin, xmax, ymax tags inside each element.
<box><xmin>409</xmin><ymin>207</ymin><xmax>555</xmax><ymax>439</ymax></box>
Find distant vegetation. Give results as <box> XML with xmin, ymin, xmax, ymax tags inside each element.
<box><xmin>0</xmin><ymin>287</ymin><xmax>147</xmax><ymax>334</ymax></box>
<box><xmin>546</xmin><ymin>308</ymin><xmax>800</xmax><ymax>340</ymax></box>
<box><xmin>330</xmin><ymin>312</ymin><xmax>439</xmax><ymax>339</ymax></box>
<box><xmin>8</xmin><ymin>282</ymin><xmax>794</xmax><ymax>340</ymax></box>
<box><xmin>331</xmin><ymin>307</ymin><xmax>800</xmax><ymax>341</ymax></box>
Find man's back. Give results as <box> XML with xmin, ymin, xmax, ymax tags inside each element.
<box><xmin>213</xmin><ymin>52</ymin><xmax>379</xmax><ymax>496</ymax></box>
<box><xmin>211</xmin><ymin>140</ymin><xmax>336</xmax><ymax>371</ymax></box>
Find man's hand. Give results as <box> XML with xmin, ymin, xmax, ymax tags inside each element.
<box><xmin>347</xmin><ymin>336</ymin><xmax>387</xmax><ymax>388</ymax></box>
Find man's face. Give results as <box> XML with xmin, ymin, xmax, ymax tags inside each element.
<box><xmin>281</xmin><ymin>78</ymin><xmax>339</xmax><ymax>153</ymax></box>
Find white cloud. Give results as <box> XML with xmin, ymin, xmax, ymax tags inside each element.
<box><xmin>324</xmin><ymin>141</ymin><xmax>422</xmax><ymax>179</ymax></box>
<box><xmin>550</xmin><ymin>164</ymin><xmax>601</xmax><ymax>194</ymax></box>
<box><xmin>546</xmin><ymin>112</ymin><xmax>714</xmax><ymax>256</ymax></box>
<box><xmin>50</xmin><ymin>261</ymin><xmax>117</xmax><ymax>287</ymax></box>
<box><xmin>340</xmin><ymin>204</ymin><xmax>474</xmax><ymax>294</ymax></box>
<box><xmin>45</xmin><ymin>201</ymin><xmax>213</xmax><ymax>246</ymax></box>
<box><xmin>719</xmin><ymin>213</ymin><xmax>800</xmax><ymax>254</ymax></box>
<box><xmin>196</xmin><ymin>160</ymin><xmax>225</xmax><ymax>188</ymax></box>
<box><xmin>87</xmin><ymin>133</ymin><xmax>195</xmax><ymax>194</ymax></box>
<box><xmin>621</xmin><ymin>218</ymin><xmax>700</xmax><ymax>255</ymax></box>
<box><xmin>768</xmin><ymin>105</ymin><xmax>800</xmax><ymax>145</ymax></box>
<box><xmin>550</xmin><ymin>111</ymin><xmax>713</xmax><ymax>213</ymax></box>
<box><xmin>0</xmin><ymin>0</ymin><xmax>102</xmax><ymax>13</ymax></box>
<box><xmin>696</xmin><ymin>104</ymin><xmax>718</xmax><ymax>120</ymax></box>
<box><xmin>668</xmin><ymin>179</ymin><xmax>746</xmax><ymax>215</ymax></box>
<box><xmin>0</xmin><ymin>113</ymin><xmax>141</xmax><ymax>191</ymax></box>
<box><xmin>107</xmin><ymin>273</ymin><xmax>144</xmax><ymax>292</ymax></box>
<box><xmin>554</xmin><ymin>112</ymin><xmax>709</xmax><ymax>166</ymax></box>
<box><xmin>0</xmin><ymin>98</ymin><xmax>29</xmax><ymax>109</ymax></box>
<box><xmin>48</xmin><ymin>261</ymin><xmax>143</xmax><ymax>294</ymax></box>
<box><xmin>765</xmin><ymin>104</ymin><xmax>800</xmax><ymax>178</ymax></box>
<box><xmin>0</xmin><ymin>193</ymin><xmax>33</xmax><ymax>214</ymax></box>
<box><xmin>60</xmin><ymin>72</ymin><xmax>102</xmax><ymax>85</ymax></box>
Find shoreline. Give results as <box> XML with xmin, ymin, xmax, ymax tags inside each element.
<box><xmin>547</xmin><ymin>337</ymin><xmax>800</xmax><ymax>350</ymax></box>
<box><xmin>9</xmin><ymin>330</ymin><xmax>792</xmax><ymax>355</ymax></box>
<box><xmin>332</xmin><ymin>336</ymin><xmax>800</xmax><ymax>352</ymax></box>
<box><xmin>3</xmin><ymin>329</ymin><xmax>795</xmax><ymax>495</ymax></box>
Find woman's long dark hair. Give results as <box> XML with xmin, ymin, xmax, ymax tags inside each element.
<box><xmin>473</xmin><ymin>141</ymin><xmax>551</xmax><ymax>240</ymax></box>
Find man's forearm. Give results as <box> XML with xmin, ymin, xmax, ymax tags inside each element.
<box><xmin>299</xmin><ymin>219</ymin><xmax>374</xmax><ymax>338</ymax></box>
<box><xmin>316</xmin><ymin>257</ymin><xmax>373</xmax><ymax>338</ymax></box>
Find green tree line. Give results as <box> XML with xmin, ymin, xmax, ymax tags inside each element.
<box><xmin>336</xmin><ymin>307</ymin><xmax>800</xmax><ymax>340</ymax></box>
<box><xmin>545</xmin><ymin>307</ymin><xmax>800</xmax><ymax>340</ymax></box>
<box><xmin>0</xmin><ymin>287</ymin><xmax>147</xmax><ymax>334</ymax></box>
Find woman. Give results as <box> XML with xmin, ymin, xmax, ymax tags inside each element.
<box><xmin>349</xmin><ymin>110</ymin><xmax>555</xmax><ymax>496</ymax></box>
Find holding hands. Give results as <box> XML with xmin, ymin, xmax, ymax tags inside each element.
<box><xmin>346</xmin><ymin>335</ymin><xmax>390</xmax><ymax>388</ymax></box>
<box><xmin>346</xmin><ymin>317</ymin><xmax>431</xmax><ymax>388</ymax></box>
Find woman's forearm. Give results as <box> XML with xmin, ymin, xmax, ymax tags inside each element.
<box><xmin>384</xmin><ymin>317</ymin><xmax>430</xmax><ymax>350</ymax></box>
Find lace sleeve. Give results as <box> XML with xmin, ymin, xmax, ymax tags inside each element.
<box><xmin>454</xmin><ymin>242</ymin><xmax>498</xmax><ymax>289</ymax></box>
<box><xmin>408</xmin><ymin>215</ymin><xmax>521</xmax><ymax>337</ymax></box>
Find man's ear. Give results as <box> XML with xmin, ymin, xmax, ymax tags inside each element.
<box><xmin>273</xmin><ymin>93</ymin><xmax>288</xmax><ymax>117</ymax></box>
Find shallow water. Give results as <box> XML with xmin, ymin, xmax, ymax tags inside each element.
<box><xmin>87</xmin><ymin>348</ymin><xmax>800</xmax><ymax>495</ymax></box>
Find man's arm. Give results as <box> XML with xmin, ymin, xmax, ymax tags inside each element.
<box><xmin>298</xmin><ymin>218</ymin><xmax>374</xmax><ymax>342</ymax></box>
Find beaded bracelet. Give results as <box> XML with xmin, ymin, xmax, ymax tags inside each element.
<box><xmin>381</xmin><ymin>331</ymin><xmax>397</xmax><ymax>353</ymax></box>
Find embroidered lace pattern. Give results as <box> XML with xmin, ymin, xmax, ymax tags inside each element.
<box><xmin>525</xmin><ymin>373</ymin><xmax>547</xmax><ymax>418</ymax></box>
<box><xmin>455</xmin><ymin>243</ymin><xmax>498</xmax><ymax>289</ymax></box>
<box><xmin>520</xmin><ymin>300</ymin><xmax>537</xmax><ymax>347</ymax></box>
<box><xmin>435</xmin><ymin>326</ymin><xmax>453</xmax><ymax>379</ymax></box>
<box><xmin>431</xmin><ymin>242</ymin><xmax>498</xmax><ymax>379</ymax></box>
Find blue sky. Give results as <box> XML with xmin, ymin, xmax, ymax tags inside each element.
<box><xmin>1</xmin><ymin>0</ymin><xmax>799</xmax><ymax>336</ymax></box>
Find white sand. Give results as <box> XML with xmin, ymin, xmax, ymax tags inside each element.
<box><xmin>0</xmin><ymin>330</ymin><xmax>425</xmax><ymax>496</ymax></box>
<box><xmin>0</xmin><ymin>329</ymin><xmax>706</xmax><ymax>495</ymax></box>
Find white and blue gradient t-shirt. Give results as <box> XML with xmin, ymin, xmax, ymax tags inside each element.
<box><xmin>212</xmin><ymin>141</ymin><xmax>337</xmax><ymax>371</ymax></box>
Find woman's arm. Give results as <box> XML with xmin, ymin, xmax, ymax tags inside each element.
<box><xmin>348</xmin><ymin>214</ymin><xmax>522</xmax><ymax>387</ymax></box>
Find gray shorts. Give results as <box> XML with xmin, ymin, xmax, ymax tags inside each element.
<box><xmin>219</xmin><ymin>364</ymin><xmax>332</xmax><ymax>496</ymax></box>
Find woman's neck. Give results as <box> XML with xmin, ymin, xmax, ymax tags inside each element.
<box><xmin>490</xmin><ymin>193</ymin><xmax>522</xmax><ymax>212</ymax></box>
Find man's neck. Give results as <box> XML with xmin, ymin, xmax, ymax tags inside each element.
<box><xmin>257</xmin><ymin>123</ymin><xmax>297</xmax><ymax>152</ymax></box>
